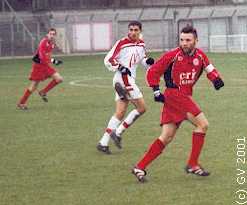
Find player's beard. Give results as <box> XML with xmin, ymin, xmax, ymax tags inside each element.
<box><xmin>180</xmin><ymin>45</ymin><xmax>196</xmax><ymax>55</ymax></box>
<box><xmin>181</xmin><ymin>46</ymin><xmax>191</xmax><ymax>55</ymax></box>
<box><xmin>180</xmin><ymin>41</ymin><xmax>197</xmax><ymax>55</ymax></box>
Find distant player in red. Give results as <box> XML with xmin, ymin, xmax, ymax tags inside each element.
<box><xmin>132</xmin><ymin>26</ymin><xmax>224</xmax><ymax>182</ymax></box>
<box><xmin>17</xmin><ymin>28</ymin><xmax>63</xmax><ymax>110</ymax></box>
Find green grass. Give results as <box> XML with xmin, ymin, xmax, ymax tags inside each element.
<box><xmin>0</xmin><ymin>53</ymin><xmax>246</xmax><ymax>205</ymax></box>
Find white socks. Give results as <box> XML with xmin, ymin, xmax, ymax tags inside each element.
<box><xmin>99</xmin><ymin>109</ymin><xmax>141</xmax><ymax>146</ymax></box>
<box><xmin>116</xmin><ymin>109</ymin><xmax>140</xmax><ymax>136</ymax></box>
<box><xmin>99</xmin><ymin>116</ymin><xmax>121</xmax><ymax>146</ymax></box>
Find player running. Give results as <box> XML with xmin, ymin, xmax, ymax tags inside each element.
<box><xmin>17</xmin><ymin>28</ymin><xmax>63</xmax><ymax>110</ymax></box>
<box><xmin>132</xmin><ymin>26</ymin><xmax>224</xmax><ymax>182</ymax></box>
<box><xmin>97</xmin><ymin>21</ymin><xmax>154</xmax><ymax>154</ymax></box>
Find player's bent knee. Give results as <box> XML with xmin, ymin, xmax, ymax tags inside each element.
<box><xmin>159</xmin><ymin>135</ymin><xmax>174</xmax><ymax>144</ymax></box>
<box><xmin>55</xmin><ymin>76</ymin><xmax>63</xmax><ymax>83</ymax></box>
<box><xmin>198</xmin><ymin>121</ymin><xmax>209</xmax><ymax>133</ymax></box>
<box><xmin>202</xmin><ymin>122</ymin><xmax>209</xmax><ymax>132</ymax></box>
<box><xmin>28</xmin><ymin>88</ymin><xmax>34</xmax><ymax>93</ymax></box>
<box><xmin>28</xmin><ymin>85</ymin><xmax>37</xmax><ymax>92</ymax></box>
<box><xmin>52</xmin><ymin>73</ymin><xmax>63</xmax><ymax>83</ymax></box>
<box><xmin>137</xmin><ymin>106</ymin><xmax>146</xmax><ymax>114</ymax></box>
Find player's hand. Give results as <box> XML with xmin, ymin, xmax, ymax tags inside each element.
<box><xmin>118</xmin><ymin>65</ymin><xmax>131</xmax><ymax>76</ymax></box>
<box><xmin>51</xmin><ymin>58</ymin><xmax>63</xmax><ymax>66</ymax></box>
<box><xmin>213</xmin><ymin>78</ymin><xmax>224</xmax><ymax>90</ymax></box>
<box><xmin>146</xmin><ymin>57</ymin><xmax>155</xmax><ymax>65</ymax></box>
<box><xmin>152</xmin><ymin>85</ymin><xmax>165</xmax><ymax>103</ymax></box>
<box><xmin>32</xmin><ymin>54</ymin><xmax>41</xmax><ymax>64</ymax></box>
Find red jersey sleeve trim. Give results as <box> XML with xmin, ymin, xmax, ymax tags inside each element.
<box><xmin>108</xmin><ymin>38</ymin><xmax>130</xmax><ymax>65</ymax></box>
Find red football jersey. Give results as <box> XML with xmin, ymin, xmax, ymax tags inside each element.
<box><xmin>37</xmin><ymin>37</ymin><xmax>55</xmax><ymax>65</ymax></box>
<box><xmin>146</xmin><ymin>47</ymin><xmax>221</xmax><ymax>95</ymax></box>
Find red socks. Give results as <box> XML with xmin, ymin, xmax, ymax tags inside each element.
<box><xmin>136</xmin><ymin>132</ymin><xmax>206</xmax><ymax>170</ymax></box>
<box><xmin>19</xmin><ymin>89</ymin><xmax>32</xmax><ymax>104</ymax></box>
<box><xmin>137</xmin><ymin>138</ymin><xmax>165</xmax><ymax>170</ymax></box>
<box><xmin>187</xmin><ymin>132</ymin><xmax>206</xmax><ymax>167</ymax></box>
<box><xmin>40</xmin><ymin>80</ymin><xmax>59</xmax><ymax>94</ymax></box>
<box><xmin>18</xmin><ymin>80</ymin><xmax>60</xmax><ymax>105</ymax></box>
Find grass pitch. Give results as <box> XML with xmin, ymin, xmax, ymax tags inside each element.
<box><xmin>0</xmin><ymin>52</ymin><xmax>246</xmax><ymax>205</ymax></box>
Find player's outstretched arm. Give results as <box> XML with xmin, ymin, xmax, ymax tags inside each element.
<box><xmin>200</xmin><ymin>51</ymin><xmax>224</xmax><ymax>90</ymax></box>
<box><xmin>205</xmin><ymin>65</ymin><xmax>224</xmax><ymax>90</ymax></box>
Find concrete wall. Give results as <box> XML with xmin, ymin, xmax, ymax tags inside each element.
<box><xmin>1</xmin><ymin>4</ymin><xmax>247</xmax><ymax>56</ymax></box>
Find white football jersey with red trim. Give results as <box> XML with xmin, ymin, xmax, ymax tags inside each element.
<box><xmin>104</xmin><ymin>37</ymin><xmax>147</xmax><ymax>79</ymax></box>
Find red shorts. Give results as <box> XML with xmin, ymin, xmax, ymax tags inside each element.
<box><xmin>29</xmin><ymin>63</ymin><xmax>56</xmax><ymax>81</ymax></box>
<box><xmin>160</xmin><ymin>88</ymin><xmax>202</xmax><ymax>125</ymax></box>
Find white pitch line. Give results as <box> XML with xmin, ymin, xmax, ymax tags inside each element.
<box><xmin>69</xmin><ymin>76</ymin><xmax>112</xmax><ymax>89</ymax></box>
<box><xmin>69</xmin><ymin>80</ymin><xmax>112</xmax><ymax>89</ymax></box>
<box><xmin>69</xmin><ymin>78</ymin><xmax>246</xmax><ymax>90</ymax></box>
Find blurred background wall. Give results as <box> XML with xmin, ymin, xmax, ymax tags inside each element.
<box><xmin>1</xmin><ymin>0</ymin><xmax>247</xmax><ymax>56</ymax></box>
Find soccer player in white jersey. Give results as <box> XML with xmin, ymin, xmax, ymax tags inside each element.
<box><xmin>97</xmin><ymin>21</ymin><xmax>154</xmax><ymax>154</ymax></box>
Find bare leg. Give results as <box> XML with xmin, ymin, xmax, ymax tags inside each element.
<box><xmin>187</xmin><ymin>112</ymin><xmax>209</xmax><ymax>134</ymax></box>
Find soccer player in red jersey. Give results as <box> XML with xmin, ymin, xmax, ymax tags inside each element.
<box><xmin>17</xmin><ymin>28</ymin><xmax>63</xmax><ymax>110</ymax></box>
<box><xmin>132</xmin><ymin>26</ymin><xmax>224</xmax><ymax>182</ymax></box>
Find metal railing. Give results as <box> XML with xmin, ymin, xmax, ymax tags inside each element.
<box><xmin>1</xmin><ymin>3</ymin><xmax>247</xmax><ymax>56</ymax></box>
<box><xmin>210</xmin><ymin>34</ymin><xmax>247</xmax><ymax>52</ymax></box>
<box><xmin>1</xmin><ymin>0</ymin><xmax>36</xmax><ymax>56</ymax></box>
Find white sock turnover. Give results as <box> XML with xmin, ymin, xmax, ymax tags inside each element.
<box><xmin>99</xmin><ymin>115</ymin><xmax>121</xmax><ymax>146</ymax></box>
<box><xmin>116</xmin><ymin>109</ymin><xmax>140</xmax><ymax>136</ymax></box>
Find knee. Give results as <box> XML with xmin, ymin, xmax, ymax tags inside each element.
<box><xmin>159</xmin><ymin>134</ymin><xmax>174</xmax><ymax>145</ymax></box>
<box><xmin>55</xmin><ymin>76</ymin><xmax>63</xmax><ymax>83</ymax></box>
<box><xmin>198</xmin><ymin>121</ymin><xmax>209</xmax><ymax>133</ymax></box>
<box><xmin>137</xmin><ymin>103</ymin><xmax>146</xmax><ymax>115</ymax></box>
<box><xmin>137</xmin><ymin>106</ymin><xmax>146</xmax><ymax>115</ymax></box>
<box><xmin>115</xmin><ymin>110</ymin><xmax>125</xmax><ymax>120</ymax></box>
<box><xmin>28</xmin><ymin>85</ymin><xmax>37</xmax><ymax>92</ymax></box>
<box><xmin>29</xmin><ymin>87</ymin><xmax>35</xmax><ymax>92</ymax></box>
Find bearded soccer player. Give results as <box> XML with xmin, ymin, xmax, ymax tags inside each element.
<box><xmin>97</xmin><ymin>21</ymin><xmax>154</xmax><ymax>154</ymax></box>
<box><xmin>132</xmin><ymin>26</ymin><xmax>224</xmax><ymax>182</ymax></box>
<box><xmin>17</xmin><ymin>28</ymin><xmax>63</xmax><ymax>110</ymax></box>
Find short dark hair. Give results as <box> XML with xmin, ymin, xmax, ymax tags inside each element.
<box><xmin>48</xmin><ymin>28</ymin><xmax>57</xmax><ymax>34</ymax></box>
<box><xmin>128</xmin><ymin>21</ymin><xmax>142</xmax><ymax>30</ymax></box>
<box><xmin>181</xmin><ymin>26</ymin><xmax>197</xmax><ymax>38</ymax></box>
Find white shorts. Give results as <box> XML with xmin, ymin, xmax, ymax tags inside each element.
<box><xmin>113</xmin><ymin>72</ymin><xmax>143</xmax><ymax>101</ymax></box>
